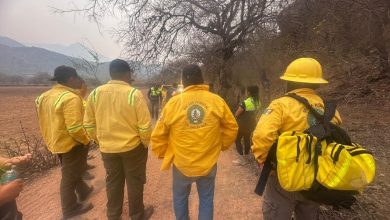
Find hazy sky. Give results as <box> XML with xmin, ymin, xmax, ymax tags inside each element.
<box><xmin>0</xmin><ymin>0</ymin><xmax>122</xmax><ymax>59</ymax></box>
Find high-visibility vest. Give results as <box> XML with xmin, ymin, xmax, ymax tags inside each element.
<box><xmin>150</xmin><ymin>87</ymin><xmax>161</xmax><ymax>97</ymax></box>
<box><xmin>243</xmin><ymin>97</ymin><xmax>260</xmax><ymax>111</ymax></box>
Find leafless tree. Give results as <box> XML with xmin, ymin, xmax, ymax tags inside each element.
<box><xmin>69</xmin><ymin>44</ymin><xmax>102</xmax><ymax>84</ymax></box>
<box><xmin>56</xmin><ymin>0</ymin><xmax>290</xmax><ymax>89</ymax></box>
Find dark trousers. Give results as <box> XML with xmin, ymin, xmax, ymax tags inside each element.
<box><xmin>150</xmin><ymin>100</ymin><xmax>159</xmax><ymax>119</ymax></box>
<box><xmin>235</xmin><ymin>127</ymin><xmax>252</xmax><ymax>155</ymax></box>
<box><xmin>0</xmin><ymin>200</ymin><xmax>22</xmax><ymax>220</ymax></box>
<box><xmin>58</xmin><ymin>145</ymin><xmax>90</xmax><ymax>216</ymax></box>
<box><xmin>101</xmin><ymin>144</ymin><xmax>148</xmax><ymax>220</ymax></box>
<box><xmin>262</xmin><ymin>174</ymin><xmax>319</xmax><ymax>220</ymax></box>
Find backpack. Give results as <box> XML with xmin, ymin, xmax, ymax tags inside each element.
<box><xmin>255</xmin><ymin>93</ymin><xmax>376</xmax><ymax>207</ymax></box>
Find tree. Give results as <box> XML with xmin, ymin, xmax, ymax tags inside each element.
<box><xmin>0</xmin><ymin>73</ymin><xmax>25</xmax><ymax>85</ymax></box>
<box><xmin>60</xmin><ymin>0</ymin><xmax>289</xmax><ymax>89</ymax></box>
<box><xmin>158</xmin><ymin>59</ymin><xmax>189</xmax><ymax>84</ymax></box>
<box><xmin>69</xmin><ymin>44</ymin><xmax>102</xmax><ymax>85</ymax></box>
<box><xmin>28</xmin><ymin>72</ymin><xmax>52</xmax><ymax>85</ymax></box>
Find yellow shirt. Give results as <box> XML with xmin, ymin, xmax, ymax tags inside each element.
<box><xmin>84</xmin><ymin>80</ymin><xmax>152</xmax><ymax>153</ymax></box>
<box><xmin>151</xmin><ymin>85</ymin><xmax>238</xmax><ymax>177</ymax></box>
<box><xmin>35</xmin><ymin>84</ymin><xmax>90</xmax><ymax>154</ymax></box>
<box><xmin>252</xmin><ymin>88</ymin><xmax>342</xmax><ymax>163</ymax></box>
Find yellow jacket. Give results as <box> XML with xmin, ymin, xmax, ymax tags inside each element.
<box><xmin>252</xmin><ymin>88</ymin><xmax>342</xmax><ymax>163</ymax></box>
<box><xmin>35</xmin><ymin>84</ymin><xmax>90</xmax><ymax>154</ymax></box>
<box><xmin>151</xmin><ymin>85</ymin><xmax>238</xmax><ymax>177</ymax></box>
<box><xmin>84</xmin><ymin>80</ymin><xmax>152</xmax><ymax>153</ymax></box>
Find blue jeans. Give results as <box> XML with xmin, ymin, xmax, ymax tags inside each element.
<box><xmin>172</xmin><ymin>165</ymin><xmax>217</xmax><ymax>220</ymax></box>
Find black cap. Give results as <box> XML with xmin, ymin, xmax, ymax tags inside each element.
<box><xmin>51</xmin><ymin>66</ymin><xmax>79</xmax><ymax>83</ymax></box>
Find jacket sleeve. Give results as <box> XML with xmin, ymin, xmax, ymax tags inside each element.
<box><xmin>252</xmin><ymin>101</ymin><xmax>283</xmax><ymax>164</ymax></box>
<box><xmin>220</xmin><ymin>101</ymin><xmax>238</xmax><ymax>151</ymax></box>
<box><xmin>151</xmin><ymin>105</ymin><xmax>170</xmax><ymax>159</ymax></box>
<box><xmin>135</xmin><ymin>91</ymin><xmax>152</xmax><ymax>147</ymax></box>
<box><xmin>83</xmin><ymin>90</ymin><xmax>97</xmax><ymax>142</ymax></box>
<box><xmin>63</xmin><ymin>96</ymin><xmax>90</xmax><ymax>145</ymax></box>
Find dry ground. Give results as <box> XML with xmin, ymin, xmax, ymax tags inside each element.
<box><xmin>0</xmin><ymin>86</ymin><xmax>48</xmax><ymax>142</ymax></box>
<box><xmin>17</xmin><ymin>148</ymin><xmax>262</xmax><ymax>220</ymax></box>
<box><xmin>1</xmin><ymin>86</ymin><xmax>389</xmax><ymax>220</ymax></box>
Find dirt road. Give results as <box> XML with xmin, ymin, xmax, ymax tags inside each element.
<box><xmin>17</xmin><ymin>147</ymin><xmax>262</xmax><ymax>220</ymax></box>
<box><xmin>2</xmin><ymin>86</ymin><xmax>261</xmax><ymax>219</ymax></box>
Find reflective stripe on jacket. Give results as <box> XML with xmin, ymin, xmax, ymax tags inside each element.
<box><xmin>251</xmin><ymin>88</ymin><xmax>342</xmax><ymax>163</ymax></box>
<box><xmin>84</xmin><ymin>80</ymin><xmax>152</xmax><ymax>153</ymax></box>
<box><xmin>151</xmin><ymin>85</ymin><xmax>238</xmax><ymax>177</ymax></box>
<box><xmin>36</xmin><ymin>84</ymin><xmax>90</xmax><ymax>154</ymax></box>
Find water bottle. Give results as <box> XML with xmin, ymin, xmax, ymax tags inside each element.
<box><xmin>1</xmin><ymin>165</ymin><xmax>19</xmax><ymax>184</ymax></box>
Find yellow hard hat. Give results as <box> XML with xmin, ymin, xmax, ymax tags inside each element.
<box><xmin>280</xmin><ymin>58</ymin><xmax>328</xmax><ymax>84</ymax></box>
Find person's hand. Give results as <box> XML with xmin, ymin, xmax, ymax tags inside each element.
<box><xmin>0</xmin><ymin>179</ymin><xmax>23</xmax><ymax>205</ymax></box>
<box><xmin>4</xmin><ymin>153</ymin><xmax>32</xmax><ymax>166</ymax></box>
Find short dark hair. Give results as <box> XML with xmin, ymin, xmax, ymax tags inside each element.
<box><xmin>286</xmin><ymin>81</ymin><xmax>320</xmax><ymax>92</ymax></box>
<box><xmin>109</xmin><ymin>59</ymin><xmax>133</xmax><ymax>79</ymax></box>
<box><xmin>51</xmin><ymin>66</ymin><xmax>79</xmax><ymax>84</ymax></box>
<box><xmin>247</xmin><ymin>85</ymin><xmax>259</xmax><ymax>98</ymax></box>
<box><xmin>182</xmin><ymin>64</ymin><xmax>203</xmax><ymax>87</ymax></box>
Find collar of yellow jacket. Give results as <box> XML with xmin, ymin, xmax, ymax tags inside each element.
<box><xmin>183</xmin><ymin>84</ymin><xmax>209</xmax><ymax>92</ymax></box>
<box><xmin>53</xmin><ymin>84</ymin><xmax>80</xmax><ymax>95</ymax></box>
<box><xmin>107</xmin><ymin>80</ymin><xmax>130</xmax><ymax>86</ymax></box>
<box><xmin>287</xmin><ymin>88</ymin><xmax>317</xmax><ymax>96</ymax></box>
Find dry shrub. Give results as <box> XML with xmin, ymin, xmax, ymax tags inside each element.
<box><xmin>0</xmin><ymin>122</ymin><xmax>59</xmax><ymax>179</ymax></box>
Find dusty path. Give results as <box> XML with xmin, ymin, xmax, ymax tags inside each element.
<box><xmin>17</xmin><ymin>147</ymin><xmax>262</xmax><ymax>220</ymax></box>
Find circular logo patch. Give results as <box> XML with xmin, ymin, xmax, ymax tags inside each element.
<box><xmin>187</xmin><ymin>104</ymin><xmax>205</xmax><ymax>125</ymax></box>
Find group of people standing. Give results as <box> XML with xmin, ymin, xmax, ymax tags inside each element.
<box><xmin>1</xmin><ymin>57</ymin><xmax>336</xmax><ymax>220</ymax></box>
<box><xmin>147</xmin><ymin>83</ymin><xmax>179</xmax><ymax>120</ymax></box>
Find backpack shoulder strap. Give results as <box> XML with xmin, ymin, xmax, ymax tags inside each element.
<box><xmin>285</xmin><ymin>93</ymin><xmax>337</xmax><ymax>124</ymax></box>
<box><xmin>285</xmin><ymin>93</ymin><xmax>325</xmax><ymax>122</ymax></box>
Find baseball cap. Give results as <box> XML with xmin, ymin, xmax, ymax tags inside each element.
<box><xmin>51</xmin><ymin>66</ymin><xmax>79</xmax><ymax>83</ymax></box>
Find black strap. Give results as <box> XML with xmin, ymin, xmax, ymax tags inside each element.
<box><xmin>306</xmin><ymin>135</ymin><xmax>313</xmax><ymax>164</ymax></box>
<box><xmin>254</xmin><ymin>157</ymin><xmax>272</xmax><ymax>196</ymax></box>
<box><xmin>350</xmin><ymin>150</ymin><xmax>373</xmax><ymax>156</ymax></box>
<box><xmin>285</xmin><ymin>93</ymin><xmax>337</xmax><ymax>128</ymax></box>
<box><xmin>313</xmin><ymin>141</ymin><xmax>321</xmax><ymax>181</ymax></box>
<box><xmin>333</xmin><ymin>145</ymin><xmax>345</xmax><ymax>163</ymax></box>
<box><xmin>296</xmin><ymin>136</ymin><xmax>301</xmax><ymax>162</ymax></box>
<box><xmin>285</xmin><ymin>93</ymin><xmax>325</xmax><ymax>122</ymax></box>
<box><xmin>331</xmin><ymin>144</ymin><xmax>340</xmax><ymax>158</ymax></box>
<box><xmin>254</xmin><ymin>144</ymin><xmax>276</xmax><ymax>196</ymax></box>
<box><xmin>346</xmin><ymin>145</ymin><xmax>360</xmax><ymax>152</ymax></box>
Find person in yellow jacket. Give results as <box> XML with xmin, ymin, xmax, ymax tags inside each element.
<box><xmin>35</xmin><ymin>66</ymin><xmax>94</xmax><ymax>219</ymax></box>
<box><xmin>252</xmin><ymin>58</ymin><xmax>342</xmax><ymax>220</ymax></box>
<box><xmin>77</xmin><ymin>79</ymin><xmax>96</xmax><ymax>173</ymax></box>
<box><xmin>151</xmin><ymin>64</ymin><xmax>238</xmax><ymax>220</ymax></box>
<box><xmin>84</xmin><ymin>59</ymin><xmax>153</xmax><ymax>220</ymax></box>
